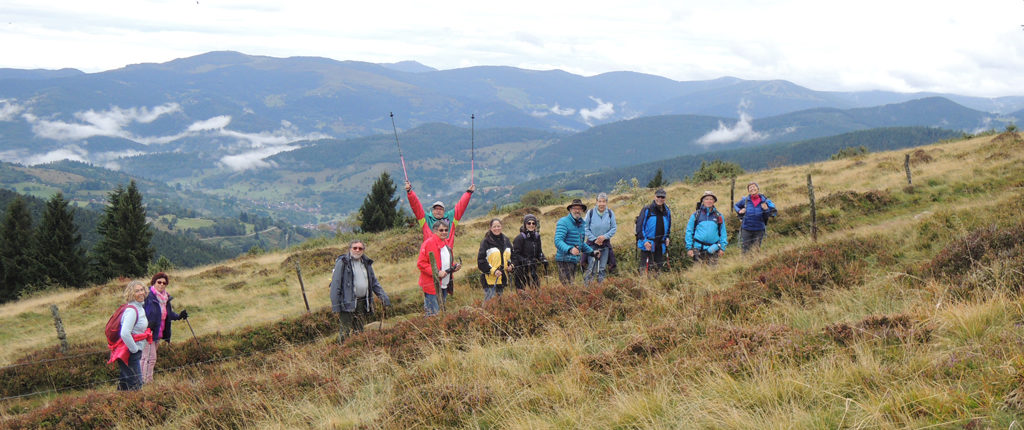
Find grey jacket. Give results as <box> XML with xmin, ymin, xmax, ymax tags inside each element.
<box><xmin>329</xmin><ymin>254</ymin><xmax>391</xmax><ymax>313</ymax></box>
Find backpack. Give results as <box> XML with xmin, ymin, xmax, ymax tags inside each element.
<box><xmin>634</xmin><ymin>204</ymin><xmax>671</xmax><ymax>241</ymax></box>
<box><xmin>104</xmin><ymin>304</ymin><xmax>138</xmax><ymax>344</ymax></box>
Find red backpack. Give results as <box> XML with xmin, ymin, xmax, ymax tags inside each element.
<box><xmin>104</xmin><ymin>304</ymin><xmax>139</xmax><ymax>344</ymax></box>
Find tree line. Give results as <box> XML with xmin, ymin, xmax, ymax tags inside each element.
<box><xmin>0</xmin><ymin>181</ymin><xmax>154</xmax><ymax>304</ymax></box>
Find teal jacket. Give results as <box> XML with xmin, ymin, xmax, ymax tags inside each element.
<box><xmin>554</xmin><ymin>214</ymin><xmax>594</xmax><ymax>264</ymax></box>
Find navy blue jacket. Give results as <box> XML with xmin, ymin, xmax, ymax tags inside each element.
<box><xmin>144</xmin><ymin>290</ymin><xmax>181</xmax><ymax>343</ymax></box>
<box><xmin>733</xmin><ymin>194</ymin><xmax>777</xmax><ymax>231</ymax></box>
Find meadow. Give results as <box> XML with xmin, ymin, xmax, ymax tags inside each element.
<box><xmin>0</xmin><ymin>131</ymin><xmax>1022</xmax><ymax>428</ymax></box>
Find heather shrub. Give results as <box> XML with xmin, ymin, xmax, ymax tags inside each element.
<box><xmin>925</xmin><ymin>222</ymin><xmax>1024</xmax><ymax>297</ymax></box>
<box><xmin>824</xmin><ymin>313</ymin><xmax>932</xmax><ymax>346</ymax></box>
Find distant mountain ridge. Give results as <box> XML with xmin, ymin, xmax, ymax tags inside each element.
<box><xmin>0</xmin><ymin>50</ymin><xmax>1020</xmax><ymax>170</ymax></box>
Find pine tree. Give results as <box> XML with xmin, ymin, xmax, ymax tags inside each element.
<box><xmin>647</xmin><ymin>168</ymin><xmax>665</xmax><ymax>188</ymax></box>
<box><xmin>36</xmin><ymin>192</ymin><xmax>88</xmax><ymax>288</ymax></box>
<box><xmin>0</xmin><ymin>196</ymin><xmax>42</xmax><ymax>303</ymax></box>
<box><xmin>91</xmin><ymin>181</ymin><xmax>154</xmax><ymax>281</ymax></box>
<box><xmin>358</xmin><ymin>171</ymin><xmax>401</xmax><ymax>233</ymax></box>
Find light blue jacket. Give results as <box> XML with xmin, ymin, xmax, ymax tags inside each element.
<box><xmin>584</xmin><ymin>208</ymin><xmax>617</xmax><ymax>244</ymax></box>
<box><xmin>554</xmin><ymin>214</ymin><xmax>595</xmax><ymax>264</ymax></box>
<box><xmin>685</xmin><ymin>207</ymin><xmax>728</xmax><ymax>252</ymax></box>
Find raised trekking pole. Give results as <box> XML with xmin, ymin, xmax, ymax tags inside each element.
<box><xmin>390</xmin><ymin>112</ymin><xmax>409</xmax><ymax>182</ymax></box>
<box><xmin>470</xmin><ymin>113</ymin><xmax>475</xmax><ymax>186</ymax></box>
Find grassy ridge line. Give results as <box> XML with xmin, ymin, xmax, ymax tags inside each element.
<box><xmin>2</xmin><ymin>131</ymin><xmax>1024</xmax><ymax>425</ymax></box>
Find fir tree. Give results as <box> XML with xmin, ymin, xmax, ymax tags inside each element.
<box><xmin>358</xmin><ymin>171</ymin><xmax>401</xmax><ymax>233</ymax></box>
<box><xmin>0</xmin><ymin>196</ymin><xmax>42</xmax><ymax>302</ymax></box>
<box><xmin>647</xmin><ymin>168</ymin><xmax>665</xmax><ymax>188</ymax></box>
<box><xmin>36</xmin><ymin>192</ymin><xmax>88</xmax><ymax>288</ymax></box>
<box><xmin>91</xmin><ymin>181</ymin><xmax>154</xmax><ymax>281</ymax></box>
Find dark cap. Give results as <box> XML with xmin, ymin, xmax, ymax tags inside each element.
<box><xmin>654</xmin><ymin>189</ymin><xmax>667</xmax><ymax>198</ymax></box>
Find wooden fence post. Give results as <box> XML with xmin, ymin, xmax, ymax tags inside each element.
<box><xmin>904</xmin><ymin>153</ymin><xmax>912</xmax><ymax>185</ymax></box>
<box><xmin>50</xmin><ymin>304</ymin><xmax>68</xmax><ymax>354</ymax></box>
<box><xmin>807</xmin><ymin>174</ymin><xmax>817</xmax><ymax>242</ymax></box>
<box><xmin>730</xmin><ymin>177</ymin><xmax>736</xmax><ymax>215</ymax></box>
<box><xmin>295</xmin><ymin>260</ymin><xmax>310</xmax><ymax>313</ymax></box>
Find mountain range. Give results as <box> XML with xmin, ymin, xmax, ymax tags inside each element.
<box><xmin>1</xmin><ymin>51</ymin><xmax>1021</xmax><ymax>223</ymax></box>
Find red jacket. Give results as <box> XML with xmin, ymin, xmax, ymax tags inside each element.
<box><xmin>407</xmin><ymin>189</ymin><xmax>471</xmax><ymax>245</ymax></box>
<box><xmin>417</xmin><ymin>233</ymin><xmax>448</xmax><ymax>295</ymax></box>
<box><xmin>108</xmin><ymin>328</ymin><xmax>153</xmax><ymax>365</ymax></box>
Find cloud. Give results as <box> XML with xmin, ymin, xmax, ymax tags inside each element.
<box><xmin>29</xmin><ymin>103</ymin><xmax>182</xmax><ymax>140</ymax></box>
<box><xmin>579</xmin><ymin>97</ymin><xmax>614</xmax><ymax>124</ymax></box>
<box><xmin>696</xmin><ymin>111</ymin><xmax>764</xmax><ymax>145</ymax></box>
<box><xmin>0</xmin><ymin>100</ymin><xmax>26</xmax><ymax>121</ymax></box>
<box><xmin>22</xmin><ymin>145</ymin><xmax>90</xmax><ymax>165</ymax></box>
<box><xmin>187</xmin><ymin>115</ymin><xmax>232</xmax><ymax>131</ymax></box>
<box><xmin>218</xmin><ymin>145</ymin><xmax>297</xmax><ymax>171</ymax></box>
<box><xmin>550</xmin><ymin>104</ymin><xmax>575</xmax><ymax>116</ymax></box>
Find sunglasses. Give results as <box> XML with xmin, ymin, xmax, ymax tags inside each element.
<box><xmin>526</xmin><ymin>221</ymin><xmax>536</xmax><ymax>225</ymax></box>
<box><xmin>656</xmin><ymin>196</ymin><xmax>666</xmax><ymax>199</ymax></box>
<box><xmin>437</xmin><ymin>228</ymin><xmax>449</xmax><ymax>232</ymax></box>
<box><xmin>156</xmin><ymin>280</ymin><xmax>167</xmax><ymax>285</ymax></box>
<box><xmin>351</xmin><ymin>246</ymin><xmax>364</xmax><ymax>250</ymax></box>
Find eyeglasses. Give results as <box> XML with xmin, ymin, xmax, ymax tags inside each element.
<box><xmin>156</xmin><ymin>280</ymin><xmax>167</xmax><ymax>285</ymax></box>
<box><xmin>526</xmin><ymin>221</ymin><xmax>536</xmax><ymax>225</ymax></box>
<box><xmin>351</xmin><ymin>246</ymin><xmax>364</xmax><ymax>250</ymax></box>
<box><xmin>437</xmin><ymin>228</ymin><xmax>449</xmax><ymax>232</ymax></box>
<box><xmin>656</xmin><ymin>196</ymin><xmax>666</xmax><ymax>199</ymax></box>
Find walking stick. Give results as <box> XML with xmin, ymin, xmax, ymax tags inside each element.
<box><xmin>390</xmin><ymin>112</ymin><xmax>409</xmax><ymax>182</ymax></box>
<box><xmin>184</xmin><ymin>318</ymin><xmax>199</xmax><ymax>344</ymax></box>
<box><xmin>379</xmin><ymin>304</ymin><xmax>386</xmax><ymax>330</ymax></box>
<box><xmin>470</xmin><ymin>113</ymin><xmax>475</xmax><ymax>186</ymax></box>
<box><xmin>428</xmin><ymin>252</ymin><xmax>445</xmax><ymax>313</ymax></box>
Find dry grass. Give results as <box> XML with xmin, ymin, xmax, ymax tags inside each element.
<box><xmin>3</xmin><ymin>133</ymin><xmax>1024</xmax><ymax>428</ymax></box>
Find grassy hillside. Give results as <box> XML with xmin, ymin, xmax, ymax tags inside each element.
<box><xmin>1</xmin><ymin>130</ymin><xmax>1023</xmax><ymax>428</ymax></box>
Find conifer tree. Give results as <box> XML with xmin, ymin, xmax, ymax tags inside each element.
<box><xmin>0</xmin><ymin>196</ymin><xmax>42</xmax><ymax>303</ymax></box>
<box><xmin>358</xmin><ymin>171</ymin><xmax>401</xmax><ymax>233</ymax></box>
<box><xmin>647</xmin><ymin>168</ymin><xmax>665</xmax><ymax>188</ymax></box>
<box><xmin>91</xmin><ymin>181</ymin><xmax>154</xmax><ymax>281</ymax></box>
<box><xmin>36</xmin><ymin>192</ymin><xmax>88</xmax><ymax>288</ymax></box>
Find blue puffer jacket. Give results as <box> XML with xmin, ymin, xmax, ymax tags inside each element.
<box><xmin>685</xmin><ymin>206</ymin><xmax>728</xmax><ymax>252</ymax></box>
<box><xmin>635</xmin><ymin>202</ymin><xmax>671</xmax><ymax>253</ymax></box>
<box><xmin>554</xmin><ymin>214</ymin><xmax>594</xmax><ymax>264</ymax></box>
<box><xmin>733</xmin><ymin>194</ymin><xmax>777</xmax><ymax>231</ymax></box>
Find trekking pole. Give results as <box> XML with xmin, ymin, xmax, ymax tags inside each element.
<box><xmin>428</xmin><ymin>252</ymin><xmax>445</xmax><ymax>313</ymax></box>
<box><xmin>390</xmin><ymin>112</ymin><xmax>409</xmax><ymax>182</ymax></box>
<box><xmin>470</xmin><ymin>113</ymin><xmax>475</xmax><ymax>186</ymax></box>
<box><xmin>379</xmin><ymin>304</ymin><xmax>386</xmax><ymax>330</ymax></box>
<box><xmin>184</xmin><ymin>318</ymin><xmax>199</xmax><ymax>345</ymax></box>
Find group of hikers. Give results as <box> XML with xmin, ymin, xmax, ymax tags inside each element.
<box><xmin>106</xmin><ymin>181</ymin><xmax>778</xmax><ymax>387</ymax></box>
<box><xmin>326</xmin><ymin>181</ymin><xmax>778</xmax><ymax>342</ymax></box>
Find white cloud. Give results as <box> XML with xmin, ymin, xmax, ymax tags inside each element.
<box><xmin>579</xmin><ymin>97</ymin><xmax>614</xmax><ymax>124</ymax></box>
<box><xmin>28</xmin><ymin>103</ymin><xmax>182</xmax><ymax>141</ymax></box>
<box><xmin>550</xmin><ymin>104</ymin><xmax>575</xmax><ymax>116</ymax></box>
<box><xmin>22</xmin><ymin>145</ymin><xmax>90</xmax><ymax>165</ymax></box>
<box><xmin>0</xmin><ymin>100</ymin><xmax>26</xmax><ymax>121</ymax></box>
<box><xmin>187</xmin><ymin>115</ymin><xmax>232</xmax><ymax>131</ymax></box>
<box><xmin>218</xmin><ymin>145</ymin><xmax>296</xmax><ymax>171</ymax></box>
<box><xmin>696</xmin><ymin>111</ymin><xmax>764</xmax><ymax>145</ymax></box>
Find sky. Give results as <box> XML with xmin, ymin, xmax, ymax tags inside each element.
<box><xmin>2</xmin><ymin>0</ymin><xmax>1023</xmax><ymax>98</ymax></box>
